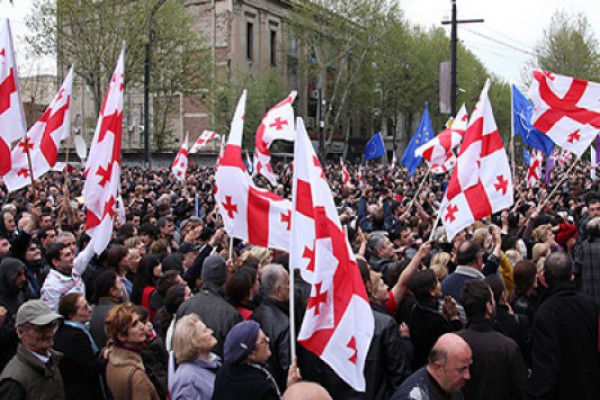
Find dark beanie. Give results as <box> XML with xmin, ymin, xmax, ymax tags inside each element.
<box><xmin>201</xmin><ymin>255</ymin><xmax>227</xmax><ymax>286</ymax></box>
<box><xmin>223</xmin><ymin>320</ymin><xmax>260</xmax><ymax>365</ymax></box>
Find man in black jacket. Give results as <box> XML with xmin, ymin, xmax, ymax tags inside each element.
<box><xmin>526</xmin><ymin>251</ymin><xmax>600</xmax><ymax>400</ymax></box>
<box><xmin>458</xmin><ymin>280</ymin><xmax>527</xmax><ymax>400</ymax></box>
<box><xmin>0</xmin><ymin>258</ymin><xmax>27</xmax><ymax>373</ymax></box>
<box><xmin>252</xmin><ymin>263</ymin><xmax>291</xmax><ymax>392</ymax></box>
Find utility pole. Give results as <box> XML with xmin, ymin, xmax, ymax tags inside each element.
<box><xmin>441</xmin><ymin>0</ymin><xmax>483</xmax><ymax>115</ymax></box>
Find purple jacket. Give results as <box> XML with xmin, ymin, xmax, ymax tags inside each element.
<box><xmin>170</xmin><ymin>356</ymin><xmax>221</xmax><ymax>400</ymax></box>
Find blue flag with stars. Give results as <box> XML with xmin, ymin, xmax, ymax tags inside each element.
<box><xmin>402</xmin><ymin>104</ymin><xmax>434</xmax><ymax>177</ymax></box>
<box><xmin>363</xmin><ymin>132</ymin><xmax>386</xmax><ymax>161</ymax></box>
<box><xmin>512</xmin><ymin>84</ymin><xmax>554</xmax><ymax>155</ymax></box>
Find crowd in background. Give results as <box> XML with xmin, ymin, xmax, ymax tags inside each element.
<box><xmin>0</xmin><ymin>158</ymin><xmax>598</xmax><ymax>400</ymax></box>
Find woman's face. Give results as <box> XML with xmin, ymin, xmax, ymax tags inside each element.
<box><xmin>152</xmin><ymin>263</ymin><xmax>163</xmax><ymax>279</ymax></box>
<box><xmin>195</xmin><ymin>320</ymin><xmax>217</xmax><ymax>354</ymax></box>
<box><xmin>372</xmin><ymin>278</ymin><xmax>389</xmax><ymax>303</ymax></box>
<box><xmin>72</xmin><ymin>296</ymin><xmax>92</xmax><ymax>324</ymax></box>
<box><xmin>120</xmin><ymin>313</ymin><xmax>147</xmax><ymax>345</ymax></box>
<box><xmin>248</xmin><ymin>329</ymin><xmax>271</xmax><ymax>364</ymax></box>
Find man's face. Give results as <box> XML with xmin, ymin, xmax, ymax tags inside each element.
<box><xmin>399</xmin><ymin>229</ymin><xmax>414</xmax><ymax>247</ymax></box>
<box><xmin>18</xmin><ymin>321</ymin><xmax>58</xmax><ymax>355</ymax></box>
<box><xmin>0</xmin><ymin>238</ymin><xmax>11</xmax><ymax>257</ymax></box>
<box><xmin>183</xmin><ymin>251</ymin><xmax>197</xmax><ymax>268</ymax></box>
<box><xmin>160</xmin><ymin>221</ymin><xmax>175</xmax><ymax>237</ymax></box>
<box><xmin>13</xmin><ymin>268</ymin><xmax>27</xmax><ymax>289</ymax></box>
<box><xmin>39</xmin><ymin>216</ymin><xmax>52</xmax><ymax>228</ymax></box>
<box><xmin>54</xmin><ymin>248</ymin><xmax>74</xmax><ymax>274</ymax></box>
<box><xmin>438</xmin><ymin>348</ymin><xmax>472</xmax><ymax>393</ymax></box>
<box><xmin>589</xmin><ymin>201</ymin><xmax>600</xmax><ymax>219</ymax></box>
<box><xmin>58</xmin><ymin>235</ymin><xmax>78</xmax><ymax>256</ymax></box>
<box><xmin>377</xmin><ymin>237</ymin><xmax>394</xmax><ymax>260</ymax></box>
<box><xmin>42</xmin><ymin>230</ymin><xmax>56</xmax><ymax>247</ymax></box>
<box><xmin>3</xmin><ymin>213</ymin><xmax>15</xmax><ymax>233</ymax></box>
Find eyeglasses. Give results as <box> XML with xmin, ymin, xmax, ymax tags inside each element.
<box><xmin>257</xmin><ymin>337</ymin><xmax>270</xmax><ymax>346</ymax></box>
<box><xmin>25</xmin><ymin>321</ymin><xmax>58</xmax><ymax>333</ymax></box>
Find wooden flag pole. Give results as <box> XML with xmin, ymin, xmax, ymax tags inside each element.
<box><xmin>23</xmin><ymin>135</ymin><xmax>37</xmax><ymax>201</ymax></box>
<box><xmin>406</xmin><ymin>169</ymin><xmax>430</xmax><ymax>212</ymax></box>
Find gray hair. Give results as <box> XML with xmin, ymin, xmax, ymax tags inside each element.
<box><xmin>260</xmin><ymin>263</ymin><xmax>286</xmax><ymax>297</ymax></box>
<box><xmin>586</xmin><ymin>217</ymin><xmax>600</xmax><ymax>239</ymax></box>
<box><xmin>367</xmin><ymin>232</ymin><xmax>387</xmax><ymax>256</ymax></box>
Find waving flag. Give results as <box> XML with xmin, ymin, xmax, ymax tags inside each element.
<box><xmin>340</xmin><ymin>158</ymin><xmax>350</xmax><ymax>186</ymax></box>
<box><xmin>440</xmin><ymin>80</ymin><xmax>513</xmax><ymax>240</ymax></box>
<box><xmin>0</xmin><ymin>20</ymin><xmax>27</xmax><ymax>177</ymax></box>
<box><xmin>253</xmin><ymin>91</ymin><xmax>297</xmax><ymax>185</ymax></box>
<box><xmin>4</xmin><ymin>67</ymin><xmax>74</xmax><ymax>192</ymax></box>
<box><xmin>357</xmin><ymin>165</ymin><xmax>365</xmax><ymax>189</ymax></box>
<box><xmin>215</xmin><ymin>91</ymin><xmax>292</xmax><ymax>251</ymax></box>
<box><xmin>402</xmin><ymin>104</ymin><xmax>434</xmax><ymax>176</ymax></box>
<box><xmin>390</xmin><ymin>151</ymin><xmax>397</xmax><ymax>169</ymax></box>
<box><xmin>524</xmin><ymin>149</ymin><xmax>543</xmax><ymax>188</ymax></box>
<box><xmin>83</xmin><ymin>45</ymin><xmax>125</xmax><ymax>255</ymax></box>
<box><xmin>171</xmin><ymin>133</ymin><xmax>189</xmax><ymax>181</ymax></box>
<box><xmin>512</xmin><ymin>84</ymin><xmax>554</xmax><ymax>155</ymax></box>
<box><xmin>415</xmin><ymin>104</ymin><xmax>467</xmax><ymax>174</ymax></box>
<box><xmin>363</xmin><ymin>132</ymin><xmax>385</xmax><ymax>161</ymax></box>
<box><xmin>528</xmin><ymin>70</ymin><xmax>600</xmax><ymax>157</ymax></box>
<box><xmin>291</xmin><ymin>117</ymin><xmax>374</xmax><ymax>391</ymax></box>
<box><xmin>190</xmin><ymin>130</ymin><xmax>219</xmax><ymax>153</ymax></box>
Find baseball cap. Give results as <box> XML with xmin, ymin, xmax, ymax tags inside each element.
<box><xmin>16</xmin><ymin>300</ymin><xmax>63</xmax><ymax>327</ymax></box>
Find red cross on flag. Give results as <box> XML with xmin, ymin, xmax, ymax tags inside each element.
<box><xmin>171</xmin><ymin>133</ymin><xmax>189</xmax><ymax>182</ymax></box>
<box><xmin>253</xmin><ymin>91</ymin><xmax>297</xmax><ymax>186</ymax></box>
<box><xmin>0</xmin><ymin>20</ymin><xmax>27</xmax><ymax>177</ymax></box>
<box><xmin>4</xmin><ymin>67</ymin><xmax>74</xmax><ymax>192</ymax></box>
<box><xmin>440</xmin><ymin>80</ymin><xmax>513</xmax><ymax>240</ymax></box>
<box><xmin>415</xmin><ymin>103</ymin><xmax>468</xmax><ymax>174</ymax></box>
<box><xmin>340</xmin><ymin>158</ymin><xmax>350</xmax><ymax>186</ymax></box>
<box><xmin>214</xmin><ymin>91</ymin><xmax>292</xmax><ymax>251</ymax></box>
<box><xmin>82</xmin><ymin>45</ymin><xmax>125</xmax><ymax>255</ymax></box>
<box><xmin>291</xmin><ymin>117</ymin><xmax>374</xmax><ymax>392</ymax></box>
<box><xmin>526</xmin><ymin>149</ymin><xmax>543</xmax><ymax>188</ymax></box>
<box><xmin>189</xmin><ymin>130</ymin><xmax>219</xmax><ymax>153</ymax></box>
<box><xmin>528</xmin><ymin>70</ymin><xmax>600</xmax><ymax>157</ymax></box>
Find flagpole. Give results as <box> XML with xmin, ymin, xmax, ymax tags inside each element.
<box><xmin>23</xmin><ymin>135</ymin><xmax>37</xmax><ymax>200</ymax></box>
<box><xmin>406</xmin><ymin>169</ymin><xmax>430</xmax><ymax>212</ymax></box>
<box><xmin>228</xmin><ymin>235</ymin><xmax>233</xmax><ymax>260</ymax></box>
<box><xmin>510</xmin><ymin>84</ymin><xmax>516</xmax><ymax>182</ymax></box>
<box><xmin>539</xmin><ymin>156</ymin><xmax>579</xmax><ymax>209</ymax></box>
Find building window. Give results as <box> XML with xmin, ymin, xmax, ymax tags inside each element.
<box><xmin>270</xmin><ymin>30</ymin><xmax>277</xmax><ymax>66</ymax></box>
<box><xmin>246</xmin><ymin>22</ymin><xmax>254</xmax><ymax>60</ymax></box>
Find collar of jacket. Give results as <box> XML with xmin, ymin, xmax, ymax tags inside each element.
<box><xmin>538</xmin><ymin>281</ymin><xmax>576</xmax><ymax>305</ymax></box>
<box><xmin>455</xmin><ymin>265</ymin><xmax>485</xmax><ymax>279</ymax></box>
<box><xmin>108</xmin><ymin>345</ymin><xmax>145</xmax><ymax>370</ymax></box>
<box><xmin>17</xmin><ymin>344</ymin><xmax>63</xmax><ymax>378</ymax></box>
<box><xmin>202</xmin><ymin>281</ymin><xmax>226</xmax><ymax>298</ymax></box>
<box><xmin>262</xmin><ymin>297</ymin><xmax>289</xmax><ymax>314</ymax></box>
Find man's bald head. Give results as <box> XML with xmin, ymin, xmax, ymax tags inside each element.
<box><xmin>283</xmin><ymin>382</ymin><xmax>332</xmax><ymax>400</ymax></box>
<box><xmin>427</xmin><ymin>333</ymin><xmax>472</xmax><ymax>393</ymax></box>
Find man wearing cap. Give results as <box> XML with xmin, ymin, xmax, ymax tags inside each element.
<box><xmin>177</xmin><ymin>254</ymin><xmax>242</xmax><ymax>357</ymax></box>
<box><xmin>0</xmin><ymin>300</ymin><xmax>65</xmax><ymax>399</ymax></box>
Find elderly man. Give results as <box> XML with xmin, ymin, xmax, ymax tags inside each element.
<box><xmin>391</xmin><ymin>333</ymin><xmax>472</xmax><ymax>400</ymax></box>
<box><xmin>252</xmin><ymin>263</ymin><xmax>291</xmax><ymax>392</ymax></box>
<box><xmin>0</xmin><ymin>300</ymin><xmax>65</xmax><ymax>399</ymax></box>
<box><xmin>441</xmin><ymin>241</ymin><xmax>486</xmax><ymax>303</ymax></box>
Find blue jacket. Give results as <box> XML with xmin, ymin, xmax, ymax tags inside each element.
<box><xmin>170</xmin><ymin>356</ymin><xmax>221</xmax><ymax>400</ymax></box>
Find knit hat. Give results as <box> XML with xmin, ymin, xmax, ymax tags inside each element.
<box><xmin>223</xmin><ymin>320</ymin><xmax>260</xmax><ymax>365</ymax></box>
<box><xmin>16</xmin><ymin>300</ymin><xmax>63</xmax><ymax>327</ymax></box>
<box><xmin>201</xmin><ymin>255</ymin><xmax>227</xmax><ymax>286</ymax></box>
<box><xmin>555</xmin><ymin>222</ymin><xmax>578</xmax><ymax>248</ymax></box>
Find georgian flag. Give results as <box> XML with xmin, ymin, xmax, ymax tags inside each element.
<box><xmin>440</xmin><ymin>80</ymin><xmax>513</xmax><ymax>240</ymax></box>
<box><xmin>528</xmin><ymin>70</ymin><xmax>600</xmax><ymax>157</ymax></box>
<box><xmin>291</xmin><ymin>117</ymin><xmax>373</xmax><ymax>392</ymax></box>
<box><xmin>215</xmin><ymin>91</ymin><xmax>292</xmax><ymax>251</ymax></box>
<box><xmin>82</xmin><ymin>45</ymin><xmax>125</xmax><ymax>255</ymax></box>
<box><xmin>253</xmin><ymin>91</ymin><xmax>297</xmax><ymax>185</ymax></box>
<box><xmin>4</xmin><ymin>67</ymin><xmax>74</xmax><ymax>192</ymax></box>
<box><xmin>189</xmin><ymin>130</ymin><xmax>219</xmax><ymax>153</ymax></box>
<box><xmin>524</xmin><ymin>149</ymin><xmax>543</xmax><ymax>188</ymax></box>
<box><xmin>340</xmin><ymin>158</ymin><xmax>350</xmax><ymax>186</ymax></box>
<box><xmin>171</xmin><ymin>134</ymin><xmax>189</xmax><ymax>182</ymax></box>
<box><xmin>0</xmin><ymin>20</ymin><xmax>27</xmax><ymax>177</ymax></box>
<box><xmin>415</xmin><ymin>104</ymin><xmax>468</xmax><ymax>174</ymax></box>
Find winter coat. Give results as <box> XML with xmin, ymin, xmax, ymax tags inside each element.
<box><xmin>213</xmin><ymin>362</ymin><xmax>280</xmax><ymax>400</ymax></box>
<box><xmin>53</xmin><ymin>322</ymin><xmax>105</xmax><ymax>400</ymax></box>
<box><xmin>526</xmin><ymin>282</ymin><xmax>600</xmax><ymax>400</ymax></box>
<box><xmin>90</xmin><ymin>297</ymin><xmax>121</xmax><ymax>350</ymax></box>
<box><xmin>170</xmin><ymin>356</ymin><xmax>221</xmax><ymax>400</ymax></box>
<box><xmin>0</xmin><ymin>258</ymin><xmax>26</xmax><ymax>373</ymax></box>
<box><xmin>574</xmin><ymin>237</ymin><xmax>600</xmax><ymax>303</ymax></box>
<box><xmin>458</xmin><ymin>320</ymin><xmax>527</xmax><ymax>400</ymax></box>
<box><xmin>176</xmin><ymin>282</ymin><xmax>242</xmax><ymax>357</ymax></box>
<box><xmin>0</xmin><ymin>344</ymin><xmax>64</xmax><ymax>400</ymax></box>
<box><xmin>251</xmin><ymin>297</ymin><xmax>291</xmax><ymax>392</ymax></box>
<box><xmin>106</xmin><ymin>345</ymin><xmax>159</xmax><ymax>400</ymax></box>
<box><xmin>391</xmin><ymin>367</ymin><xmax>464</xmax><ymax>400</ymax></box>
<box><xmin>140</xmin><ymin>334</ymin><xmax>168</xmax><ymax>399</ymax></box>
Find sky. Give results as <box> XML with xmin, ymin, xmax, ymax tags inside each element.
<box><xmin>2</xmin><ymin>0</ymin><xmax>600</xmax><ymax>84</ymax></box>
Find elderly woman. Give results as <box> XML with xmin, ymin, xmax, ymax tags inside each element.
<box><xmin>213</xmin><ymin>320</ymin><xmax>300</xmax><ymax>400</ymax></box>
<box><xmin>170</xmin><ymin>314</ymin><xmax>221</xmax><ymax>400</ymax></box>
<box><xmin>54</xmin><ymin>292</ymin><xmax>105</xmax><ymax>400</ymax></box>
<box><xmin>105</xmin><ymin>304</ymin><xmax>159</xmax><ymax>400</ymax></box>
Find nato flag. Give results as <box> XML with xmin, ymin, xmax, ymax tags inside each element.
<box><xmin>363</xmin><ymin>132</ymin><xmax>386</xmax><ymax>161</ymax></box>
<box><xmin>402</xmin><ymin>104</ymin><xmax>434</xmax><ymax>177</ymax></box>
<box><xmin>512</xmin><ymin>84</ymin><xmax>554</xmax><ymax>155</ymax></box>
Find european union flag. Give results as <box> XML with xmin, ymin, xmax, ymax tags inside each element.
<box><xmin>363</xmin><ymin>132</ymin><xmax>386</xmax><ymax>161</ymax></box>
<box><xmin>402</xmin><ymin>104</ymin><xmax>434</xmax><ymax>177</ymax></box>
<box><xmin>512</xmin><ymin>84</ymin><xmax>554</xmax><ymax>155</ymax></box>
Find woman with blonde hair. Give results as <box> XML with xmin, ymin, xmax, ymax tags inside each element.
<box><xmin>170</xmin><ymin>314</ymin><xmax>221</xmax><ymax>400</ymax></box>
<box><xmin>430</xmin><ymin>251</ymin><xmax>451</xmax><ymax>282</ymax></box>
<box><xmin>105</xmin><ymin>304</ymin><xmax>159</xmax><ymax>400</ymax></box>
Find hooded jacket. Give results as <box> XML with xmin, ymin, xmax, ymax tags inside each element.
<box><xmin>0</xmin><ymin>258</ymin><xmax>26</xmax><ymax>373</ymax></box>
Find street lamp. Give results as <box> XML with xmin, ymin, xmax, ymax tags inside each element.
<box><xmin>143</xmin><ymin>0</ymin><xmax>168</xmax><ymax>169</ymax></box>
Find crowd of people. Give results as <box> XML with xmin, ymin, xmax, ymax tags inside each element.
<box><xmin>0</xmin><ymin>157</ymin><xmax>598</xmax><ymax>400</ymax></box>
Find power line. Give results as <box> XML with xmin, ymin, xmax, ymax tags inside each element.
<box><xmin>478</xmin><ymin>25</ymin><xmax>535</xmax><ymax>51</ymax></box>
<box><xmin>462</xmin><ymin>26</ymin><xmax>535</xmax><ymax>56</ymax></box>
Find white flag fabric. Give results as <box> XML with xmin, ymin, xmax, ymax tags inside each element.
<box><xmin>440</xmin><ymin>80</ymin><xmax>513</xmax><ymax>240</ymax></box>
<box><xmin>0</xmin><ymin>20</ymin><xmax>27</xmax><ymax>177</ymax></box>
<box><xmin>528</xmin><ymin>70</ymin><xmax>600</xmax><ymax>157</ymax></box>
<box><xmin>4</xmin><ymin>68</ymin><xmax>74</xmax><ymax>192</ymax></box>
<box><xmin>83</xmin><ymin>45</ymin><xmax>125</xmax><ymax>255</ymax></box>
<box><xmin>214</xmin><ymin>91</ymin><xmax>292</xmax><ymax>251</ymax></box>
<box><xmin>171</xmin><ymin>134</ymin><xmax>189</xmax><ymax>182</ymax></box>
<box><xmin>526</xmin><ymin>150</ymin><xmax>543</xmax><ymax>188</ymax></box>
<box><xmin>340</xmin><ymin>158</ymin><xmax>350</xmax><ymax>186</ymax></box>
<box><xmin>291</xmin><ymin>117</ymin><xmax>374</xmax><ymax>391</ymax></box>
<box><xmin>253</xmin><ymin>91</ymin><xmax>297</xmax><ymax>185</ymax></box>
<box><xmin>189</xmin><ymin>130</ymin><xmax>219</xmax><ymax>153</ymax></box>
